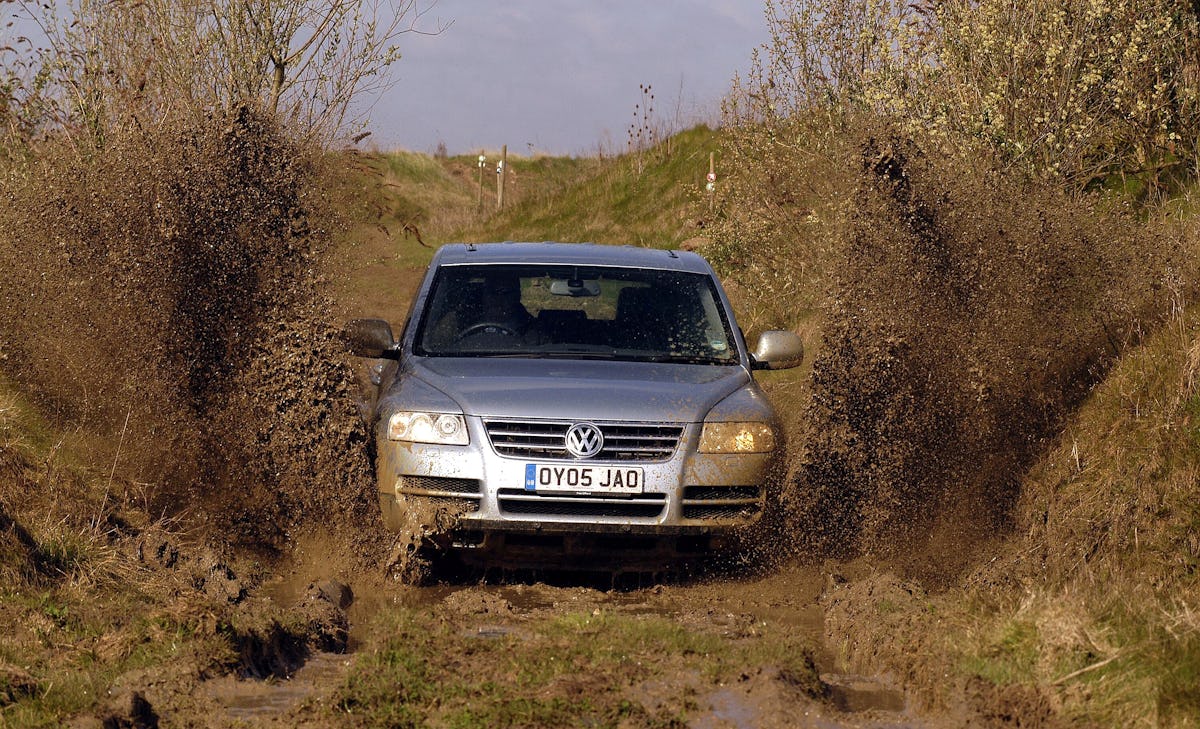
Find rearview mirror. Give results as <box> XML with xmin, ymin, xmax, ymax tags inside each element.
<box><xmin>549</xmin><ymin>278</ymin><xmax>601</xmax><ymax>297</ymax></box>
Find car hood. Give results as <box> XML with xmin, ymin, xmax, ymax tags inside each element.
<box><xmin>408</xmin><ymin>357</ymin><xmax>752</xmax><ymax>423</ymax></box>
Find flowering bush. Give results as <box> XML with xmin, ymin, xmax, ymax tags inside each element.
<box><xmin>930</xmin><ymin>0</ymin><xmax>1200</xmax><ymax>190</ymax></box>
<box><xmin>728</xmin><ymin>0</ymin><xmax>1200</xmax><ymax>189</ymax></box>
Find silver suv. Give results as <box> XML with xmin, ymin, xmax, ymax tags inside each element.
<box><xmin>345</xmin><ymin>242</ymin><xmax>803</xmax><ymax>571</ymax></box>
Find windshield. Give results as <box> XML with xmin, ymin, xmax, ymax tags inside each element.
<box><xmin>413</xmin><ymin>264</ymin><xmax>739</xmax><ymax>364</ymax></box>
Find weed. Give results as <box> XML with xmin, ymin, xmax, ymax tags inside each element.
<box><xmin>35</xmin><ymin>594</ymin><xmax>70</xmax><ymax>629</ymax></box>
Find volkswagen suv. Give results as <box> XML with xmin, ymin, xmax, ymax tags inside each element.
<box><xmin>344</xmin><ymin>242</ymin><xmax>803</xmax><ymax>572</ymax></box>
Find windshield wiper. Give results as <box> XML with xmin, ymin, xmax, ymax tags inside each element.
<box><xmin>639</xmin><ymin>354</ymin><xmax>726</xmax><ymax>365</ymax></box>
<box><xmin>437</xmin><ymin>351</ymin><xmax>621</xmax><ymax>360</ymax></box>
<box><xmin>534</xmin><ymin>351</ymin><xmax>619</xmax><ymax>360</ymax></box>
<box><xmin>433</xmin><ymin>350</ymin><xmax>541</xmax><ymax>358</ymax></box>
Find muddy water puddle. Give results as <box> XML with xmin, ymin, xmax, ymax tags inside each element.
<box><xmin>695</xmin><ymin>674</ymin><xmax>915</xmax><ymax>729</ymax></box>
<box><xmin>208</xmin><ymin>651</ymin><xmax>351</xmax><ymax>720</ymax></box>
<box><xmin>824</xmin><ymin>674</ymin><xmax>908</xmax><ymax>713</ymax></box>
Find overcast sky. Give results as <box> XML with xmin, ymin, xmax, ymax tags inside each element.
<box><xmin>3</xmin><ymin>1</ymin><xmax>770</xmax><ymax>157</ymax></box>
<box><xmin>365</xmin><ymin>1</ymin><xmax>769</xmax><ymax>155</ymax></box>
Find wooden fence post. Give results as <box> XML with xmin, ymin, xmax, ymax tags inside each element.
<box><xmin>477</xmin><ymin>151</ymin><xmax>486</xmax><ymax>211</ymax></box>
<box><xmin>497</xmin><ymin>144</ymin><xmax>508</xmax><ymax>210</ymax></box>
<box><xmin>707</xmin><ymin>152</ymin><xmax>716</xmax><ymax>214</ymax></box>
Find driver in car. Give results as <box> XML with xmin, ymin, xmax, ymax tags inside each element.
<box><xmin>469</xmin><ymin>273</ymin><xmax>534</xmax><ymax>337</ymax></box>
<box><xmin>423</xmin><ymin>271</ymin><xmax>537</xmax><ymax>350</ymax></box>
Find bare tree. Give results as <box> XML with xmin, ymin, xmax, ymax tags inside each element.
<box><xmin>16</xmin><ymin>0</ymin><xmax>442</xmax><ymax>145</ymax></box>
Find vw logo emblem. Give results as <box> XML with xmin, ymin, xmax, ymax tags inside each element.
<box><xmin>565</xmin><ymin>422</ymin><xmax>604</xmax><ymax>459</ymax></box>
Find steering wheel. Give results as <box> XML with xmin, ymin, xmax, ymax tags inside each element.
<box><xmin>455</xmin><ymin>322</ymin><xmax>518</xmax><ymax>341</ymax></box>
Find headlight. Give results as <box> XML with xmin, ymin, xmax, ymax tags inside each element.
<box><xmin>698</xmin><ymin>422</ymin><xmax>775</xmax><ymax>453</ymax></box>
<box><xmin>386</xmin><ymin>411</ymin><xmax>469</xmax><ymax>445</ymax></box>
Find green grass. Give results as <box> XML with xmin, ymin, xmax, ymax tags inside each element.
<box><xmin>324</xmin><ymin>126</ymin><xmax>722</xmax><ymax>325</ymax></box>
<box><xmin>359</xmin><ymin>127</ymin><xmax>717</xmax><ymax>252</ymax></box>
<box><xmin>948</xmin><ymin>591</ymin><xmax>1200</xmax><ymax>727</ymax></box>
<box><xmin>959</xmin><ymin>618</ymin><xmax>1041</xmax><ymax>685</ymax></box>
<box><xmin>334</xmin><ymin>609</ymin><xmax>691</xmax><ymax>728</ymax></box>
<box><xmin>0</xmin><ymin>379</ymin><xmax>80</xmax><ymax>475</ymax></box>
<box><xmin>455</xmin><ymin>126</ymin><xmax>718</xmax><ymax>248</ymax></box>
<box><xmin>0</xmin><ymin>584</ymin><xmax>228</xmax><ymax>727</ymax></box>
<box><xmin>334</xmin><ymin>604</ymin><xmax>820</xmax><ymax>728</ymax></box>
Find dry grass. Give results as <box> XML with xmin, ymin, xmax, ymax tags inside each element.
<box><xmin>1014</xmin><ymin>305</ymin><xmax>1200</xmax><ymax>594</ymax></box>
<box><xmin>0</xmin><ymin>389</ymin><xmax>33</xmax><ymax>467</ymax></box>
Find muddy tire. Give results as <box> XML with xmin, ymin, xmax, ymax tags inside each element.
<box><xmin>731</xmin><ymin>472</ymin><xmax>793</xmax><ymax>572</ymax></box>
<box><xmin>380</xmin><ymin>493</ymin><xmax>470</xmax><ymax>585</ymax></box>
<box><xmin>385</xmin><ymin>533</ymin><xmax>433</xmax><ymax>586</ymax></box>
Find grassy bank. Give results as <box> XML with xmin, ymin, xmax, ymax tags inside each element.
<box><xmin>324</xmin><ymin>128</ymin><xmax>720</xmax><ymax>324</ymax></box>
<box><xmin>974</xmin><ymin>303</ymin><xmax>1200</xmax><ymax>725</ymax></box>
<box><xmin>823</xmin><ymin>304</ymin><xmax>1200</xmax><ymax>726</ymax></box>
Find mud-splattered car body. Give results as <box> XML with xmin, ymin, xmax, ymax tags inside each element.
<box><xmin>345</xmin><ymin>242</ymin><xmax>803</xmax><ymax>571</ymax></box>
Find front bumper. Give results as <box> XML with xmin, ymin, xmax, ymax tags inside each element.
<box><xmin>375</xmin><ymin>417</ymin><xmax>781</xmax><ymax>563</ymax></box>
<box><xmin>378</xmin><ymin>498</ymin><xmax>735</xmax><ymax>569</ymax></box>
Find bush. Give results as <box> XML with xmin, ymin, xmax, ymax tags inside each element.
<box><xmin>929</xmin><ymin>0</ymin><xmax>1200</xmax><ymax>191</ymax></box>
<box><xmin>730</xmin><ymin>0</ymin><xmax>1200</xmax><ymax>190</ymax></box>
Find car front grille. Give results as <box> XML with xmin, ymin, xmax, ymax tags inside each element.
<box><xmin>496</xmin><ymin>489</ymin><xmax>667</xmax><ymax>518</ymax></box>
<box><xmin>484</xmin><ymin>419</ymin><xmax>683</xmax><ymax>462</ymax></box>
<box><xmin>680</xmin><ymin>485</ymin><xmax>762</xmax><ymax>521</ymax></box>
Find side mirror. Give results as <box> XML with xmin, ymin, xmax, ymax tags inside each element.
<box><xmin>751</xmin><ymin>330</ymin><xmax>804</xmax><ymax>371</ymax></box>
<box><xmin>342</xmin><ymin>318</ymin><xmax>397</xmax><ymax>359</ymax></box>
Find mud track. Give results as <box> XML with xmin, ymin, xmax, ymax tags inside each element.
<box><xmin>173</xmin><ymin>544</ymin><xmax>937</xmax><ymax>729</ymax></box>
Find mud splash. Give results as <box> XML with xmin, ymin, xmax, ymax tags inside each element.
<box><xmin>0</xmin><ymin>106</ymin><xmax>381</xmax><ymax>558</ymax></box>
<box><xmin>790</xmin><ymin>135</ymin><xmax>1184</xmax><ymax>569</ymax></box>
<box><xmin>383</xmin><ymin>497</ymin><xmax>470</xmax><ymax>585</ymax></box>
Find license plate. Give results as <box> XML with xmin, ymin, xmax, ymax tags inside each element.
<box><xmin>524</xmin><ymin>463</ymin><xmax>644</xmax><ymax>494</ymax></box>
